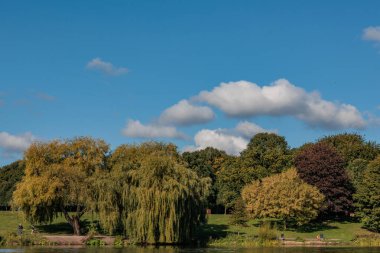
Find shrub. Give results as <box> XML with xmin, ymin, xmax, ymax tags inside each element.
<box><xmin>257</xmin><ymin>221</ymin><xmax>277</xmax><ymax>242</ymax></box>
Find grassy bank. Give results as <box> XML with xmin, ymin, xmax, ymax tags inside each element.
<box><xmin>1</xmin><ymin>211</ymin><xmax>380</xmax><ymax>247</ymax></box>
<box><xmin>0</xmin><ymin>211</ymin><xmax>96</xmax><ymax>236</ymax></box>
<box><xmin>196</xmin><ymin>214</ymin><xmax>379</xmax><ymax>246</ymax></box>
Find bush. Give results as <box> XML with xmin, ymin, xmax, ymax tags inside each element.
<box><xmin>229</xmin><ymin>198</ymin><xmax>249</xmax><ymax>226</ymax></box>
<box><xmin>86</xmin><ymin>238</ymin><xmax>106</xmax><ymax>246</ymax></box>
<box><xmin>353</xmin><ymin>234</ymin><xmax>380</xmax><ymax>246</ymax></box>
<box><xmin>257</xmin><ymin>221</ymin><xmax>277</xmax><ymax>242</ymax></box>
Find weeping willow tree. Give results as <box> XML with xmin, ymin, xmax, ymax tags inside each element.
<box><xmin>94</xmin><ymin>142</ymin><xmax>211</xmax><ymax>244</ymax></box>
<box><xmin>12</xmin><ymin>137</ymin><xmax>109</xmax><ymax>235</ymax></box>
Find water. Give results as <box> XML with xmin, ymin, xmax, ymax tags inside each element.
<box><xmin>0</xmin><ymin>247</ymin><xmax>379</xmax><ymax>253</ymax></box>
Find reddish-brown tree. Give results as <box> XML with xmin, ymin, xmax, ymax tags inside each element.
<box><xmin>295</xmin><ymin>143</ymin><xmax>353</xmax><ymax>217</ymax></box>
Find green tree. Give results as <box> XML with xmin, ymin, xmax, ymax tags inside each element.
<box><xmin>347</xmin><ymin>159</ymin><xmax>369</xmax><ymax>190</ymax></box>
<box><xmin>242</xmin><ymin>168</ymin><xmax>324</xmax><ymax>228</ymax></box>
<box><xmin>215</xmin><ymin>157</ymin><xmax>256</xmax><ymax>213</ymax></box>
<box><xmin>229</xmin><ymin>198</ymin><xmax>249</xmax><ymax>226</ymax></box>
<box><xmin>318</xmin><ymin>133</ymin><xmax>380</xmax><ymax>165</ymax></box>
<box><xmin>182</xmin><ymin>147</ymin><xmax>228</xmax><ymax>210</ymax></box>
<box><xmin>94</xmin><ymin>142</ymin><xmax>211</xmax><ymax>244</ymax></box>
<box><xmin>215</xmin><ymin>133</ymin><xmax>292</xmax><ymax>213</ymax></box>
<box><xmin>354</xmin><ymin>156</ymin><xmax>380</xmax><ymax>232</ymax></box>
<box><xmin>295</xmin><ymin>143</ymin><xmax>353</xmax><ymax>217</ymax></box>
<box><xmin>12</xmin><ymin>137</ymin><xmax>109</xmax><ymax>235</ymax></box>
<box><xmin>240</xmin><ymin>133</ymin><xmax>292</xmax><ymax>178</ymax></box>
<box><xmin>0</xmin><ymin>160</ymin><xmax>25</xmax><ymax>207</ymax></box>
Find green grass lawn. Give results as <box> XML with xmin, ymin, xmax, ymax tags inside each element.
<box><xmin>0</xmin><ymin>211</ymin><xmax>95</xmax><ymax>236</ymax></box>
<box><xmin>197</xmin><ymin>214</ymin><xmax>375</xmax><ymax>242</ymax></box>
<box><xmin>0</xmin><ymin>211</ymin><xmax>376</xmax><ymax>243</ymax></box>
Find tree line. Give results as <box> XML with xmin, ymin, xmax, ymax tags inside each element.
<box><xmin>0</xmin><ymin>132</ymin><xmax>380</xmax><ymax>243</ymax></box>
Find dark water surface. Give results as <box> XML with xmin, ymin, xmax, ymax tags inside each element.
<box><xmin>1</xmin><ymin>247</ymin><xmax>380</xmax><ymax>253</ymax></box>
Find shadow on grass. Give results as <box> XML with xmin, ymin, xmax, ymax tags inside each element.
<box><xmin>195</xmin><ymin>224</ymin><xmax>230</xmax><ymax>243</ymax></box>
<box><xmin>36</xmin><ymin>219</ymin><xmax>92</xmax><ymax>235</ymax></box>
<box><xmin>291</xmin><ymin>222</ymin><xmax>338</xmax><ymax>233</ymax></box>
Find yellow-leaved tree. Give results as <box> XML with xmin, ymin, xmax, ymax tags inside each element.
<box><xmin>12</xmin><ymin>137</ymin><xmax>109</xmax><ymax>235</ymax></box>
<box><xmin>93</xmin><ymin>142</ymin><xmax>211</xmax><ymax>244</ymax></box>
<box><xmin>242</xmin><ymin>168</ymin><xmax>324</xmax><ymax>228</ymax></box>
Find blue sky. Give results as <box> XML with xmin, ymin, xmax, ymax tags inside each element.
<box><xmin>1</xmin><ymin>1</ymin><xmax>380</xmax><ymax>164</ymax></box>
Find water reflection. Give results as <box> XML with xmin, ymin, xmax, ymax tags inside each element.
<box><xmin>1</xmin><ymin>247</ymin><xmax>380</xmax><ymax>253</ymax></box>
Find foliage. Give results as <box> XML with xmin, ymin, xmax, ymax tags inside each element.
<box><xmin>86</xmin><ymin>237</ymin><xmax>106</xmax><ymax>246</ymax></box>
<box><xmin>229</xmin><ymin>198</ymin><xmax>248</xmax><ymax>226</ymax></box>
<box><xmin>242</xmin><ymin>168</ymin><xmax>324</xmax><ymax>227</ymax></box>
<box><xmin>1</xmin><ymin>232</ymin><xmax>51</xmax><ymax>246</ymax></box>
<box><xmin>0</xmin><ymin>160</ymin><xmax>25</xmax><ymax>207</ymax></box>
<box><xmin>215</xmin><ymin>157</ymin><xmax>256</xmax><ymax>213</ymax></box>
<box><xmin>347</xmin><ymin>159</ymin><xmax>369</xmax><ymax>190</ymax></box>
<box><xmin>12</xmin><ymin>137</ymin><xmax>109</xmax><ymax>235</ymax></box>
<box><xmin>94</xmin><ymin>142</ymin><xmax>211</xmax><ymax>244</ymax></box>
<box><xmin>240</xmin><ymin>133</ymin><xmax>292</xmax><ymax>177</ymax></box>
<box><xmin>257</xmin><ymin>221</ymin><xmax>278</xmax><ymax>241</ymax></box>
<box><xmin>182</xmin><ymin>147</ymin><xmax>229</xmax><ymax>210</ymax></box>
<box><xmin>215</xmin><ymin>134</ymin><xmax>292</xmax><ymax>213</ymax></box>
<box><xmin>318</xmin><ymin>133</ymin><xmax>380</xmax><ymax>165</ymax></box>
<box><xmin>352</xmin><ymin>233</ymin><xmax>380</xmax><ymax>246</ymax></box>
<box><xmin>354</xmin><ymin>156</ymin><xmax>380</xmax><ymax>232</ymax></box>
<box><xmin>295</xmin><ymin>143</ymin><xmax>353</xmax><ymax>216</ymax></box>
<box><xmin>208</xmin><ymin>233</ymin><xmax>279</xmax><ymax>247</ymax></box>
<box><xmin>182</xmin><ymin>147</ymin><xmax>227</xmax><ymax>179</ymax></box>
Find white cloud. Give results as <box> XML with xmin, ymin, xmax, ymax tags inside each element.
<box><xmin>159</xmin><ymin>99</ymin><xmax>215</xmax><ymax>126</ymax></box>
<box><xmin>197</xmin><ymin>79</ymin><xmax>366</xmax><ymax>130</ymax></box>
<box><xmin>188</xmin><ymin>129</ymin><xmax>248</xmax><ymax>155</ymax></box>
<box><xmin>0</xmin><ymin>132</ymin><xmax>36</xmax><ymax>156</ymax></box>
<box><xmin>363</xmin><ymin>26</ymin><xmax>380</xmax><ymax>42</ymax></box>
<box><xmin>235</xmin><ymin>121</ymin><xmax>277</xmax><ymax>139</ymax></box>
<box><xmin>122</xmin><ymin>119</ymin><xmax>186</xmax><ymax>139</ymax></box>
<box><xmin>86</xmin><ymin>58</ymin><xmax>128</xmax><ymax>76</ymax></box>
<box><xmin>185</xmin><ymin>121</ymin><xmax>274</xmax><ymax>155</ymax></box>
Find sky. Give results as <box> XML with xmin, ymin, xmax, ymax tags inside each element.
<box><xmin>1</xmin><ymin>0</ymin><xmax>380</xmax><ymax>165</ymax></box>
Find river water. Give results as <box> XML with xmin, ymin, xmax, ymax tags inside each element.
<box><xmin>0</xmin><ymin>247</ymin><xmax>380</xmax><ymax>253</ymax></box>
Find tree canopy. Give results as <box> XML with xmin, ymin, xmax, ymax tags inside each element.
<box><xmin>295</xmin><ymin>143</ymin><xmax>353</xmax><ymax>217</ymax></box>
<box><xmin>94</xmin><ymin>142</ymin><xmax>211</xmax><ymax>244</ymax></box>
<box><xmin>318</xmin><ymin>133</ymin><xmax>380</xmax><ymax>165</ymax></box>
<box><xmin>182</xmin><ymin>147</ymin><xmax>228</xmax><ymax>210</ymax></box>
<box><xmin>240</xmin><ymin>133</ymin><xmax>292</xmax><ymax>178</ymax></box>
<box><xmin>242</xmin><ymin>168</ymin><xmax>324</xmax><ymax>227</ymax></box>
<box><xmin>12</xmin><ymin>137</ymin><xmax>109</xmax><ymax>235</ymax></box>
<box><xmin>215</xmin><ymin>133</ymin><xmax>292</xmax><ymax>212</ymax></box>
<box><xmin>0</xmin><ymin>160</ymin><xmax>25</xmax><ymax>207</ymax></box>
<box><xmin>354</xmin><ymin>156</ymin><xmax>380</xmax><ymax>232</ymax></box>
<box><xmin>215</xmin><ymin>157</ymin><xmax>257</xmax><ymax>213</ymax></box>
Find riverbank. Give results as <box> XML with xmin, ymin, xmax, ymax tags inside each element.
<box><xmin>1</xmin><ymin>211</ymin><xmax>380</xmax><ymax>247</ymax></box>
<box><xmin>198</xmin><ymin>214</ymin><xmax>380</xmax><ymax>247</ymax></box>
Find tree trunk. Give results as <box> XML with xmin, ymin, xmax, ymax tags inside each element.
<box><xmin>71</xmin><ymin>216</ymin><xmax>81</xmax><ymax>235</ymax></box>
<box><xmin>63</xmin><ymin>210</ymin><xmax>82</xmax><ymax>235</ymax></box>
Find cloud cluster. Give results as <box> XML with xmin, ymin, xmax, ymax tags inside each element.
<box><xmin>122</xmin><ymin>120</ymin><xmax>186</xmax><ymax>139</ymax></box>
<box><xmin>159</xmin><ymin>99</ymin><xmax>215</xmax><ymax>126</ymax></box>
<box><xmin>120</xmin><ymin>78</ymin><xmax>369</xmax><ymax>154</ymax></box>
<box><xmin>185</xmin><ymin>121</ymin><xmax>276</xmax><ymax>155</ymax></box>
<box><xmin>0</xmin><ymin>131</ymin><xmax>36</xmax><ymax>157</ymax></box>
<box><xmin>197</xmin><ymin>79</ymin><xmax>366</xmax><ymax>129</ymax></box>
<box><xmin>87</xmin><ymin>58</ymin><xmax>128</xmax><ymax>76</ymax></box>
<box><xmin>363</xmin><ymin>26</ymin><xmax>380</xmax><ymax>42</ymax></box>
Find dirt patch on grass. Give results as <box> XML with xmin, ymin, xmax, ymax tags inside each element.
<box><xmin>43</xmin><ymin>235</ymin><xmax>115</xmax><ymax>245</ymax></box>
